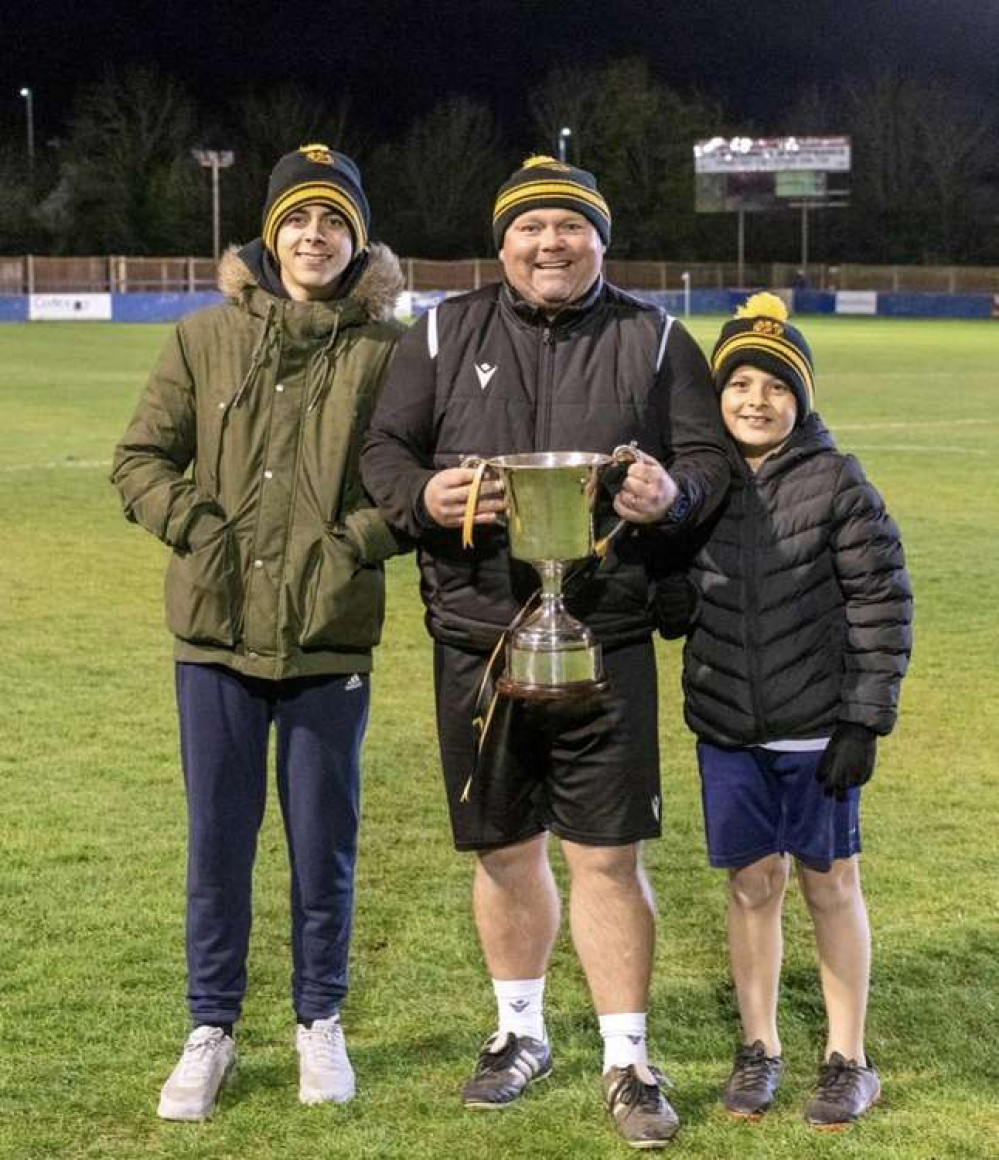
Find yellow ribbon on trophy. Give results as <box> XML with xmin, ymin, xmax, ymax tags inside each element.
<box><xmin>461</xmin><ymin>459</ymin><xmax>489</xmax><ymax>550</ymax></box>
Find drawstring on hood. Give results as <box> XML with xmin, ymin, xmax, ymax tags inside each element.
<box><xmin>307</xmin><ymin>315</ymin><xmax>342</xmax><ymax>412</ymax></box>
<box><xmin>231</xmin><ymin>300</ymin><xmax>279</xmax><ymax>410</ymax></box>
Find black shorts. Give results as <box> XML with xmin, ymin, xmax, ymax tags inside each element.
<box><xmin>433</xmin><ymin>639</ymin><xmax>662</xmax><ymax>851</ymax></box>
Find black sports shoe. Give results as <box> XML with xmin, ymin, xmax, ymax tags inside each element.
<box><xmin>803</xmin><ymin>1052</ymin><xmax>881</xmax><ymax>1129</ymax></box>
<box><xmin>721</xmin><ymin>1040</ymin><xmax>784</xmax><ymax>1119</ymax></box>
<box><xmin>460</xmin><ymin>1031</ymin><xmax>552</xmax><ymax>1109</ymax></box>
<box><xmin>603</xmin><ymin>1063</ymin><xmax>680</xmax><ymax>1148</ymax></box>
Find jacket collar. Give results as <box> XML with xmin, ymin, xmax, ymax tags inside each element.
<box><xmin>501</xmin><ymin>274</ymin><xmax>604</xmax><ymax>330</ymax></box>
<box><xmin>734</xmin><ymin>412</ymin><xmax>837</xmax><ymax>482</ymax></box>
<box><xmin>218</xmin><ymin>239</ymin><xmax>403</xmax><ymax>324</ymax></box>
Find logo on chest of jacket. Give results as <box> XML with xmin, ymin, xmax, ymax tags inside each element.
<box><xmin>474</xmin><ymin>362</ymin><xmax>498</xmax><ymax>391</ymax></box>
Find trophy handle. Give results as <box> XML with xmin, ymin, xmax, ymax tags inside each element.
<box><xmin>595</xmin><ymin>443</ymin><xmax>641</xmax><ymax>557</ymax></box>
<box><xmin>611</xmin><ymin>441</ymin><xmax>640</xmax><ymax>465</ymax></box>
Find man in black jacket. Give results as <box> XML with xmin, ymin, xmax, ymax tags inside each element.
<box><xmin>362</xmin><ymin>155</ymin><xmax>729</xmax><ymax>1148</ymax></box>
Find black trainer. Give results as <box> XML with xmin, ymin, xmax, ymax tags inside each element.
<box><xmin>603</xmin><ymin>1063</ymin><xmax>680</xmax><ymax>1148</ymax></box>
<box><xmin>803</xmin><ymin>1052</ymin><xmax>881</xmax><ymax>1129</ymax></box>
<box><xmin>460</xmin><ymin>1031</ymin><xmax>552</xmax><ymax>1109</ymax></box>
<box><xmin>721</xmin><ymin>1040</ymin><xmax>785</xmax><ymax>1119</ymax></box>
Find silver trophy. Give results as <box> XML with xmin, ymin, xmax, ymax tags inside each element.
<box><xmin>463</xmin><ymin>446</ymin><xmax>637</xmax><ymax>700</ymax></box>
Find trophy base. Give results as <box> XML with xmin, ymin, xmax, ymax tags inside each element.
<box><xmin>496</xmin><ymin>675</ymin><xmax>609</xmax><ymax>702</ymax></box>
<box><xmin>497</xmin><ymin>639</ymin><xmax>607</xmax><ymax>701</ymax></box>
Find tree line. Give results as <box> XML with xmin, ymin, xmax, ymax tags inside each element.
<box><xmin>2</xmin><ymin>60</ymin><xmax>997</xmax><ymax>265</ymax></box>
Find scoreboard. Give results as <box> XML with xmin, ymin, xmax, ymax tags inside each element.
<box><xmin>694</xmin><ymin>136</ymin><xmax>851</xmax><ymax>213</ymax></box>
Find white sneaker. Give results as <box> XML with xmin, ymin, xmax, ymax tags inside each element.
<box><xmin>296</xmin><ymin>1015</ymin><xmax>356</xmax><ymax>1105</ymax></box>
<box><xmin>158</xmin><ymin>1025</ymin><xmax>237</xmax><ymax>1121</ymax></box>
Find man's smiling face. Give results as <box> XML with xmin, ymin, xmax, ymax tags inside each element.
<box><xmin>499</xmin><ymin>208</ymin><xmax>604</xmax><ymax>315</ymax></box>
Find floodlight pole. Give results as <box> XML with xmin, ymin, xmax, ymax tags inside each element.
<box><xmin>737</xmin><ymin>210</ymin><xmax>745</xmax><ymax>288</ymax></box>
<box><xmin>192</xmin><ymin>149</ymin><xmax>235</xmax><ymax>263</ymax></box>
<box><xmin>558</xmin><ymin>126</ymin><xmax>572</xmax><ymax>163</ymax></box>
<box><xmin>19</xmin><ymin>87</ymin><xmax>34</xmax><ymax>176</ymax></box>
<box><xmin>800</xmin><ymin>203</ymin><xmax>810</xmax><ymax>270</ymax></box>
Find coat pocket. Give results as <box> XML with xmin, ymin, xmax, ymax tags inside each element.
<box><xmin>164</xmin><ymin>525</ymin><xmax>242</xmax><ymax>647</ymax></box>
<box><xmin>297</xmin><ymin>525</ymin><xmax>385</xmax><ymax>650</ymax></box>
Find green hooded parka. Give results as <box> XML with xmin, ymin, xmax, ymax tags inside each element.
<box><xmin>112</xmin><ymin>241</ymin><xmax>405</xmax><ymax>679</ymax></box>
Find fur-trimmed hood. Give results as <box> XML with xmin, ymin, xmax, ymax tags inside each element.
<box><xmin>217</xmin><ymin>240</ymin><xmax>404</xmax><ymax>323</ymax></box>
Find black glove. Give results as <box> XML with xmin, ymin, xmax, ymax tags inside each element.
<box><xmin>815</xmin><ymin>723</ymin><xmax>878</xmax><ymax>801</ymax></box>
<box><xmin>653</xmin><ymin>573</ymin><xmax>698</xmax><ymax>640</ymax></box>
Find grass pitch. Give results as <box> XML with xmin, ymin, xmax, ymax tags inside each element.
<box><xmin>1</xmin><ymin>316</ymin><xmax>997</xmax><ymax>1159</ymax></box>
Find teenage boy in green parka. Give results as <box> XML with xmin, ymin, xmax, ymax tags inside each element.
<box><xmin>112</xmin><ymin>144</ymin><xmax>404</xmax><ymax>1122</ymax></box>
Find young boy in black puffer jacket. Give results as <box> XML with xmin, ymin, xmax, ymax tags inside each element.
<box><xmin>661</xmin><ymin>294</ymin><xmax>912</xmax><ymax>1128</ymax></box>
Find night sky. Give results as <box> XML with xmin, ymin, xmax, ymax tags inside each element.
<box><xmin>4</xmin><ymin>0</ymin><xmax>996</xmax><ymax>143</ymax></box>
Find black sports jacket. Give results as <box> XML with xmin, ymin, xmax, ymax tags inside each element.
<box><xmin>679</xmin><ymin>414</ymin><xmax>913</xmax><ymax>744</ymax></box>
<box><xmin>362</xmin><ymin>279</ymin><xmax>730</xmax><ymax>650</ymax></box>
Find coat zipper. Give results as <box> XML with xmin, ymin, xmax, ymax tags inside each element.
<box><xmin>535</xmin><ymin>325</ymin><xmax>557</xmax><ymax>450</ymax></box>
<box><xmin>744</xmin><ymin>478</ymin><xmax>768</xmax><ymax>738</ymax></box>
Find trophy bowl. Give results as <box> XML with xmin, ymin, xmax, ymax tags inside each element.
<box><xmin>463</xmin><ymin>448</ymin><xmax>636</xmax><ymax>700</ymax></box>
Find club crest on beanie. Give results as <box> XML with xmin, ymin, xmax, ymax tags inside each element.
<box><xmin>492</xmin><ymin>155</ymin><xmax>612</xmax><ymax>249</ymax></box>
<box><xmin>262</xmin><ymin>143</ymin><xmax>370</xmax><ymax>254</ymax></box>
<box><xmin>711</xmin><ymin>292</ymin><xmax>815</xmax><ymax>421</ymax></box>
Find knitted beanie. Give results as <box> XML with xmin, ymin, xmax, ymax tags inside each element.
<box><xmin>711</xmin><ymin>292</ymin><xmax>815</xmax><ymax>420</ymax></box>
<box><xmin>262</xmin><ymin>143</ymin><xmax>370</xmax><ymax>254</ymax></box>
<box><xmin>492</xmin><ymin>155</ymin><xmax>611</xmax><ymax>249</ymax></box>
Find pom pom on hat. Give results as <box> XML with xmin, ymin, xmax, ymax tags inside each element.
<box><xmin>711</xmin><ymin>293</ymin><xmax>815</xmax><ymax>421</ymax></box>
<box><xmin>735</xmin><ymin>291</ymin><xmax>789</xmax><ymax>322</ymax></box>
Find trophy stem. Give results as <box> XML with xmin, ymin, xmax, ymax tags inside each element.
<box><xmin>497</xmin><ymin>558</ymin><xmax>606</xmax><ymax>700</ymax></box>
<box><xmin>540</xmin><ymin>559</ymin><xmax>564</xmax><ymax>596</ymax></box>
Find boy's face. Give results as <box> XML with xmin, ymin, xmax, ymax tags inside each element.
<box><xmin>276</xmin><ymin>203</ymin><xmax>354</xmax><ymax>301</ymax></box>
<box><xmin>720</xmin><ymin>364</ymin><xmax>798</xmax><ymax>465</ymax></box>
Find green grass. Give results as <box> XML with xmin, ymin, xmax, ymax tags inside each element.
<box><xmin>1</xmin><ymin>317</ymin><xmax>997</xmax><ymax>1159</ymax></box>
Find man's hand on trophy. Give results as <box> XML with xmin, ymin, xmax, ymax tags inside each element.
<box><xmin>424</xmin><ymin>467</ymin><xmax>506</xmax><ymax>528</ymax></box>
<box><xmin>613</xmin><ymin>451</ymin><xmax>678</xmax><ymax>524</ymax></box>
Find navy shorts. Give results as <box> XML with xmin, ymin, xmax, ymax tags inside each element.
<box><xmin>435</xmin><ymin>640</ymin><xmax>662</xmax><ymax>851</ymax></box>
<box><xmin>697</xmin><ymin>742</ymin><xmax>861</xmax><ymax>872</ymax></box>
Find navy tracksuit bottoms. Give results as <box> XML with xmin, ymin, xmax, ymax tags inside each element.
<box><xmin>175</xmin><ymin>662</ymin><xmax>368</xmax><ymax>1026</ymax></box>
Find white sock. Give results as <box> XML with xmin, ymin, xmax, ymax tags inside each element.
<box><xmin>492</xmin><ymin>977</ymin><xmax>547</xmax><ymax>1043</ymax></box>
<box><xmin>599</xmin><ymin>1012</ymin><xmax>649</xmax><ymax>1073</ymax></box>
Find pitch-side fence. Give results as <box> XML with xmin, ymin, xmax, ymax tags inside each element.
<box><xmin>4</xmin><ymin>255</ymin><xmax>999</xmax><ymax>296</ymax></box>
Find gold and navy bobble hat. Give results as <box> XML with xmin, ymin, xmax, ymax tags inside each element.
<box><xmin>261</xmin><ymin>143</ymin><xmax>370</xmax><ymax>255</ymax></box>
<box><xmin>711</xmin><ymin>292</ymin><xmax>815</xmax><ymax>422</ymax></box>
<box><xmin>492</xmin><ymin>154</ymin><xmax>612</xmax><ymax>249</ymax></box>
